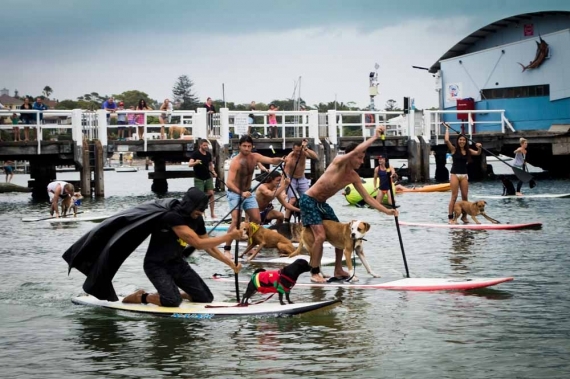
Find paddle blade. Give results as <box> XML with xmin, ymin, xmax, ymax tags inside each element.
<box><xmin>512</xmin><ymin>166</ymin><xmax>534</xmax><ymax>183</ymax></box>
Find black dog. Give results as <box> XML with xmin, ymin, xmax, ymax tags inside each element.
<box><xmin>500</xmin><ymin>176</ymin><xmax>516</xmax><ymax>196</ymax></box>
<box><xmin>241</xmin><ymin>259</ymin><xmax>311</xmax><ymax>305</ymax></box>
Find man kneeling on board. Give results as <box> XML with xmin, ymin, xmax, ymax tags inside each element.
<box><xmin>63</xmin><ymin>188</ymin><xmax>242</xmax><ymax>305</ymax></box>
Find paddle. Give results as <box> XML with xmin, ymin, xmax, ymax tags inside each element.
<box><xmin>233</xmin><ymin>195</ymin><xmax>243</xmax><ymax>303</ymax></box>
<box><xmin>281</xmin><ymin>140</ymin><xmax>304</xmax><ymax>221</ymax></box>
<box><xmin>443</xmin><ymin>123</ymin><xmax>536</xmax><ymax>187</ymax></box>
<box><xmin>381</xmin><ymin>132</ymin><xmax>410</xmax><ymax>278</ymax></box>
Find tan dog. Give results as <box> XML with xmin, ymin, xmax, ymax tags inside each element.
<box><xmin>239</xmin><ymin>222</ymin><xmax>297</xmax><ymax>261</ymax></box>
<box><xmin>168</xmin><ymin>125</ymin><xmax>189</xmax><ymax>139</ymax></box>
<box><xmin>290</xmin><ymin>220</ymin><xmax>378</xmax><ymax>281</ymax></box>
<box><xmin>453</xmin><ymin>200</ymin><xmax>500</xmax><ymax>224</ymax></box>
<box><xmin>61</xmin><ymin>192</ymin><xmax>83</xmax><ymax>217</ymax></box>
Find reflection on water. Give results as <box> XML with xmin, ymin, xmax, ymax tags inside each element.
<box><xmin>1</xmin><ymin>174</ymin><xmax>570</xmax><ymax>378</ymax></box>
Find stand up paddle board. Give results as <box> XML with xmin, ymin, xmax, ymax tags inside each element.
<box><xmin>475</xmin><ymin>193</ymin><xmax>570</xmax><ymax>199</ymax></box>
<box><xmin>213</xmin><ymin>276</ymin><xmax>513</xmax><ymax>291</ymax></box>
<box><xmin>22</xmin><ymin>214</ymin><xmax>111</xmax><ymax>223</ymax></box>
<box><xmin>399</xmin><ymin>221</ymin><xmax>542</xmax><ymax>230</ymax></box>
<box><xmin>71</xmin><ymin>295</ymin><xmax>340</xmax><ymax>318</ymax></box>
<box><xmin>207</xmin><ymin>224</ymin><xmax>272</xmax><ymax>232</ymax></box>
<box><xmin>246</xmin><ymin>254</ymin><xmax>341</xmax><ymax>266</ymax></box>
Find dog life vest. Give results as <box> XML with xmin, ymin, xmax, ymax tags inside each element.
<box><xmin>251</xmin><ymin>270</ymin><xmax>295</xmax><ymax>294</ymax></box>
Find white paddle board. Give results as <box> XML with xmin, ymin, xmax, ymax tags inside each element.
<box><xmin>213</xmin><ymin>276</ymin><xmax>514</xmax><ymax>291</ymax></box>
<box><xmin>22</xmin><ymin>214</ymin><xmax>111</xmax><ymax>223</ymax></box>
<box><xmin>71</xmin><ymin>295</ymin><xmax>340</xmax><ymax>318</ymax></box>
<box><xmin>475</xmin><ymin>193</ymin><xmax>570</xmax><ymax>199</ymax></box>
<box><xmin>246</xmin><ymin>254</ymin><xmax>340</xmax><ymax>266</ymax></box>
<box><xmin>399</xmin><ymin>221</ymin><xmax>542</xmax><ymax>230</ymax></box>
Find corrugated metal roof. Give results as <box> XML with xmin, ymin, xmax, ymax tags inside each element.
<box><xmin>429</xmin><ymin>11</ymin><xmax>570</xmax><ymax>73</ymax></box>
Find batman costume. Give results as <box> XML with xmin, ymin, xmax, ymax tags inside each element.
<box><xmin>63</xmin><ymin>188</ymin><xmax>210</xmax><ymax>303</ymax></box>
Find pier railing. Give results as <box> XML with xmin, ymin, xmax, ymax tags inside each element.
<box><xmin>2</xmin><ymin>107</ymin><xmax>513</xmax><ymax>153</ymax></box>
<box><xmin>424</xmin><ymin>109</ymin><xmax>514</xmax><ymax>145</ymax></box>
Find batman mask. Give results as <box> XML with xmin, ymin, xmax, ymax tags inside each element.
<box><xmin>177</xmin><ymin>188</ymin><xmax>210</xmax><ymax>218</ymax></box>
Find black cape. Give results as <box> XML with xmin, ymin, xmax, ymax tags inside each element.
<box><xmin>62</xmin><ymin>188</ymin><xmax>210</xmax><ymax>302</ymax></box>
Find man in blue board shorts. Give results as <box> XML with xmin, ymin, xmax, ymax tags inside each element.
<box><xmin>299</xmin><ymin>126</ymin><xmax>398</xmax><ymax>283</ymax></box>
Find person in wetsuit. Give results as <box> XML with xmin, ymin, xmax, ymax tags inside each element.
<box><xmin>122</xmin><ymin>188</ymin><xmax>242</xmax><ymax>306</ymax></box>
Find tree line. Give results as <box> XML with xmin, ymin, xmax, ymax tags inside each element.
<box><xmin>17</xmin><ymin>76</ymin><xmax>415</xmax><ymax>114</ymax></box>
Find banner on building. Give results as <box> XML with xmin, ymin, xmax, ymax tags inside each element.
<box><xmin>446</xmin><ymin>82</ymin><xmax>462</xmax><ymax>102</ymax></box>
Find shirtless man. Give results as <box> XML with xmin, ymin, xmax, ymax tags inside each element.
<box><xmin>300</xmin><ymin>126</ymin><xmax>398</xmax><ymax>283</ymax></box>
<box><xmin>223</xmin><ymin>135</ymin><xmax>285</xmax><ymax>256</ymax></box>
<box><xmin>256</xmin><ymin>171</ymin><xmax>300</xmax><ymax>225</ymax></box>
<box><xmin>283</xmin><ymin>139</ymin><xmax>318</xmax><ymax>222</ymax></box>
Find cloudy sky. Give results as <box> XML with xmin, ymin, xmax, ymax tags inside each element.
<box><xmin>1</xmin><ymin>0</ymin><xmax>569</xmax><ymax>110</ymax></box>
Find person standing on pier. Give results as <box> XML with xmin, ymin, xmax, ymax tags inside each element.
<box><xmin>222</xmin><ymin>135</ymin><xmax>285</xmax><ymax>257</ymax></box>
<box><xmin>268</xmin><ymin>104</ymin><xmax>279</xmax><ymax>138</ymax></box>
<box><xmin>443</xmin><ymin>123</ymin><xmax>482</xmax><ymax>223</ymax></box>
<box><xmin>248</xmin><ymin>101</ymin><xmax>256</xmax><ymax>136</ymax></box>
<box><xmin>205</xmin><ymin>97</ymin><xmax>216</xmax><ymax>134</ymax></box>
<box><xmin>188</xmin><ymin>139</ymin><xmax>217</xmax><ymax>219</ymax></box>
<box><xmin>20</xmin><ymin>97</ymin><xmax>35</xmax><ymax>141</ymax></box>
<box><xmin>283</xmin><ymin>139</ymin><xmax>318</xmax><ymax>222</ymax></box>
<box><xmin>299</xmin><ymin>126</ymin><xmax>398</xmax><ymax>283</ymax></box>
<box><xmin>32</xmin><ymin>97</ymin><xmax>48</xmax><ymax>124</ymax></box>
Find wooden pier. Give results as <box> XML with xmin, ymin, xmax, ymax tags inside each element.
<box><xmin>2</xmin><ymin>107</ymin><xmax>570</xmax><ymax>200</ymax></box>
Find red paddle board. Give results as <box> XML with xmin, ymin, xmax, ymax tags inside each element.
<box><xmin>399</xmin><ymin>221</ymin><xmax>542</xmax><ymax>230</ymax></box>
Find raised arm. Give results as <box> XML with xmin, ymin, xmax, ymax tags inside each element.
<box><xmin>443</xmin><ymin>123</ymin><xmax>455</xmax><ymax>153</ymax></box>
<box><xmin>301</xmin><ymin>140</ymin><xmax>318</xmax><ymax>160</ymax></box>
<box><xmin>469</xmin><ymin>143</ymin><xmax>482</xmax><ymax>156</ymax></box>
<box><xmin>338</xmin><ymin>126</ymin><xmax>382</xmax><ymax>163</ymax></box>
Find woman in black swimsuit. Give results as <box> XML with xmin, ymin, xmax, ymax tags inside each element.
<box><xmin>444</xmin><ymin>123</ymin><xmax>482</xmax><ymax>224</ymax></box>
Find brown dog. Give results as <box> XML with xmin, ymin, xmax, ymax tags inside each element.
<box><xmin>453</xmin><ymin>200</ymin><xmax>500</xmax><ymax>224</ymax></box>
<box><xmin>61</xmin><ymin>192</ymin><xmax>83</xmax><ymax>217</ymax></box>
<box><xmin>168</xmin><ymin>125</ymin><xmax>189</xmax><ymax>139</ymax></box>
<box><xmin>239</xmin><ymin>222</ymin><xmax>297</xmax><ymax>261</ymax></box>
<box><xmin>290</xmin><ymin>220</ymin><xmax>377</xmax><ymax>281</ymax></box>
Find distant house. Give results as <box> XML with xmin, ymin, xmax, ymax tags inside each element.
<box><xmin>0</xmin><ymin>89</ymin><xmax>24</xmax><ymax>110</ymax></box>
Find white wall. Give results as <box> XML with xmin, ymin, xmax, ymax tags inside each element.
<box><xmin>440</xmin><ymin>29</ymin><xmax>570</xmax><ymax>108</ymax></box>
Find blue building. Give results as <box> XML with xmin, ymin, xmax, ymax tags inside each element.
<box><xmin>429</xmin><ymin>11</ymin><xmax>570</xmax><ymax>132</ymax></box>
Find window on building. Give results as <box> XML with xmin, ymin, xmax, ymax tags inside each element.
<box><xmin>481</xmin><ymin>84</ymin><xmax>550</xmax><ymax>100</ymax></box>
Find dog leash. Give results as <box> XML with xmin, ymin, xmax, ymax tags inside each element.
<box><xmin>327</xmin><ymin>237</ymin><xmax>366</xmax><ymax>283</ymax></box>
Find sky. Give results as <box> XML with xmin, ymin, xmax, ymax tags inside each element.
<box><xmin>1</xmin><ymin>0</ymin><xmax>570</xmax><ymax>110</ymax></box>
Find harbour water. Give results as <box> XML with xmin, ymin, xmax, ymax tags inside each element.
<box><xmin>1</xmin><ymin>167</ymin><xmax>569</xmax><ymax>378</ymax></box>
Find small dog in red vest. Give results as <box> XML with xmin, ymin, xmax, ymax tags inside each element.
<box><xmin>241</xmin><ymin>259</ymin><xmax>311</xmax><ymax>305</ymax></box>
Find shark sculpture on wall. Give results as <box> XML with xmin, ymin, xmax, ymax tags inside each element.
<box><xmin>518</xmin><ymin>36</ymin><xmax>549</xmax><ymax>72</ymax></box>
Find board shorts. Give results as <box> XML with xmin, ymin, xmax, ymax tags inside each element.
<box><xmin>3</xmin><ymin>165</ymin><xmax>13</xmax><ymax>175</ymax></box>
<box><xmin>259</xmin><ymin>204</ymin><xmax>274</xmax><ymax>224</ymax></box>
<box><xmin>299</xmin><ymin>194</ymin><xmax>339</xmax><ymax>227</ymax></box>
<box><xmin>227</xmin><ymin>190</ymin><xmax>258</xmax><ymax>211</ymax></box>
<box><xmin>287</xmin><ymin>177</ymin><xmax>310</xmax><ymax>200</ymax></box>
<box><xmin>194</xmin><ymin>177</ymin><xmax>214</xmax><ymax>192</ymax></box>
<box><xmin>144</xmin><ymin>257</ymin><xmax>213</xmax><ymax>306</ymax></box>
